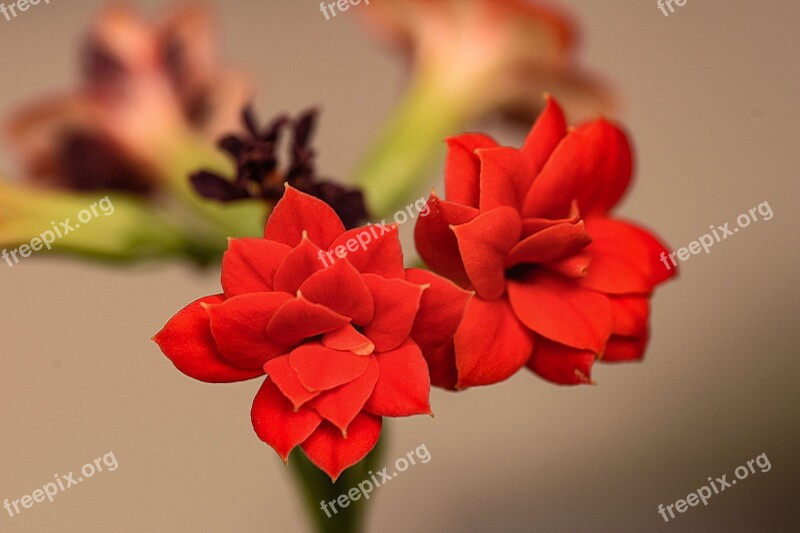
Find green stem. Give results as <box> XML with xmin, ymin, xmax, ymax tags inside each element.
<box><xmin>351</xmin><ymin>73</ymin><xmax>474</xmax><ymax>218</ymax></box>
<box><xmin>288</xmin><ymin>432</ymin><xmax>386</xmax><ymax>533</ymax></box>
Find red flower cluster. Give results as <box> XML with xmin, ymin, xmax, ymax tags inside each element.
<box><xmin>415</xmin><ymin>96</ymin><xmax>676</xmax><ymax>389</ymax></box>
<box><xmin>154</xmin><ymin>186</ymin><xmax>469</xmax><ymax>480</ymax></box>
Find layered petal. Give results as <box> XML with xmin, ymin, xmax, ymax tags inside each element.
<box><xmin>264</xmin><ymin>355</ymin><xmax>321</xmax><ymax>410</ymax></box>
<box><xmin>322</xmin><ymin>324</ymin><xmax>375</xmax><ymax>355</ymax></box>
<box><xmin>477</xmin><ymin>146</ymin><xmax>532</xmax><ymax>211</ymax></box>
<box><xmin>508</xmin><ymin>271</ymin><xmax>612</xmax><ymax>353</ymax></box>
<box><xmin>266</xmin><ymin>295</ymin><xmax>351</xmax><ymax>347</ymax></box>
<box><xmin>521</xmin><ymin>94</ymin><xmax>567</xmax><ymax>174</ymax></box>
<box><xmin>251</xmin><ymin>378</ymin><xmax>322</xmax><ymax>462</ymax></box>
<box><xmin>406</xmin><ymin>268</ymin><xmax>473</xmax><ymax>352</ymax></box>
<box><xmin>298</xmin><ymin>260</ymin><xmax>375</xmax><ymax>325</ymax></box>
<box><xmin>414</xmin><ymin>193</ymin><xmax>479</xmax><ymax>287</ymax></box>
<box><xmin>527</xmin><ymin>337</ymin><xmax>595</xmax><ymax>385</ymax></box>
<box><xmin>453</xmin><ymin>206</ymin><xmax>522</xmax><ymax>300</ymax></box>
<box><xmin>272</xmin><ymin>236</ymin><xmax>325</xmax><ymax>294</ymax></box>
<box><xmin>327</xmin><ymin>224</ymin><xmax>405</xmax><ymax>279</ymax></box>
<box><xmin>288</xmin><ymin>343</ymin><xmax>371</xmax><ymax>392</ymax></box>
<box><xmin>308</xmin><ymin>356</ymin><xmax>379</xmax><ymax>435</ymax></box>
<box><xmin>204</xmin><ymin>292</ymin><xmax>293</xmax><ymax>369</ymax></box>
<box><xmin>364</xmin><ymin>340</ymin><xmax>432</xmax><ymax>417</ymax></box>
<box><xmin>301</xmin><ymin>413</ymin><xmax>382</xmax><ymax>482</ymax></box>
<box><xmin>264</xmin><ymin>186</ymin><xmax>345</xmax><ymax>248</ymax></box>
<box><xmin>362</xmin><ymin>274</ymin><xmax>425</xmax><ymax>352</ymax></box>
<box><xmin>153</xmin><ymin>295</ymin><xmax>263</xmax><ymax>383</ymax></box>
<box><xmin>506</xmin><ymin>220</ymin><xmax>591</xmax><ymax>267</ymax></box>
<box><xmin>221</xmin><ymin>238</ymin><xmax>292</xmax><ymax>297</ymax></box>
<box><xmin>579</xmin><ymin>218</ymin><xmax>676</xmax><ymax>294</ymax></box>
<box><xmin>444</xmin><ymin>133</ymin><xmax>498</xmax><ymax>207</ymax></box>
<box><xmin>454</xmin><ymin>297</ymin><xmax>534</xmax><ymax>388</ymax></box>
<box><xmin>522</xmin><ymin>118</ymin><xmax>632</xmax><ymax>219</ymax></box>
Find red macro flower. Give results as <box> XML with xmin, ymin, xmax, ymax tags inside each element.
<box><xmin>415</xmin><ymin>96</ymin><xmax>676</xmax><ymax>389</ymax></box>
<box><xmin>154</xmin><ymin>186</ymin><xmax>469</xmax><ymax>480</ymax></box>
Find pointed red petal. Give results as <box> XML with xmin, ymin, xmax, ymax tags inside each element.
<box><xmin>520</xmin><ymin>201</ymin><xmax>581</xmax><ymax>237</ymax></box>
<box><xmin>288</xmin><ymin>343</ymin><xmax>371</xmax><ymax>391</ymax></box>
<box><xmin>264</xmin><ymin>185</ymin><xmax>345</xmax><ymax>248</ymax></box>
<box><xmin>298</xmin><ymin>260</ymin><xmax>374</xmax><ymax>326</ymax></box>
<box><xmin>454</xmin><ymin>298</ymin><xmax>534</xmax><ymax>388</ymax></box>
<box><xmin>521</xmin><ymin>95</ymin><xmax>568</xmax><ymax>175</ymax></box>
<box><xmin>527</xmin><ymin>337</ymin><xmax>595</xmax><ymax>385</ymax></box>
<box><xmin>272</xmin><ymin>236</ymin><xmax>325</xmax><ymax>294</ymax></box>
<box><xmin>444</xmin><ymin>133</ymin><xmax>498</xmax><ymax>207</ymax></box>
<box><xmin>251</xmin><ymin>378</ymin><xmax>322</xmax><ymax>462</ymax></box>
<box><xmin>301</xmin><ymin>414</ymin><xmax>382</xmax><ymax>482</ymax></box>
<box><xmin>322</xmin><ymin>324</ymin><xmax>375</xmax><ymax>355</ymax></box>
<box><xmin>327</xmin><ymin>224</ymin><xmax>405</xmax><ymax>279</ymax></box>
<box><xmin>154</xmin><ymin>295</ymin><xmax>264</xmax><ymax>383</ymax></box>
<box><xmin>405</xmin><ymin>268</ymin><xmax>472</xmax><ymax>352</ymax></box>
<box><xmin>508</xmin><ymin>271</ymin><xmax>612</xmax><ymax>353</ymax></box>
<box><xmin>266</xmin><ymin>296</ymin><xmax>351</xmax><ymax>347</ymax></box>
<box><xmin>221</xmin><ymin>238</ymin><xmax>292</xmax><ymax>297</ymax></box>
<box><xmin>522</xmin><ymin>118</ymin><xmax>632</xmax><ymax>219</ymax></box>
<box><xmin>452</xmin><ymin>207</ymin><xmax>521</xmax><ymax>300</ymax></box>
<box><xmin>362</xmin><ymin>274</ymin><xmax>425</xmax><ymax>352</ymax></box>
<box><xmin>414</xmin><ymin>193</ymin><xmax>479</xmax><ymax>287</ymax></box>
<box><xmin>477</xmin><ymin>147</ymin><xmax>532</xmax><ymax>211</ymax></box>
<box><xmin>308</xmin><ymin>357</ymin><xmax>379</xmax><ymax>435</ymax></box>
<box><xmin>506</xmin><ymin>220</ymin><xmax>591</xmax><ymax>267</ymax></box>
<box><xmin>579</xmin><ymin>218</ymin><xmax>676</xmax><ymax>294</ymax></box>
<box><xmin>263</xmin><ymin>355</ymin><xmax>321</xmax><ymax>410</ymax></box>
<box><xmin>602</xmin><ymin>333</ymin><xmax>649</xmax><ymax>363</ymax></box>
<box><xmin>204</xmin><ymin>292</ymin><xmax>293</xmax><ymax>369</ymax></box>
<box><xmin>364</xmin><ymin>339</ymin><xmax>431</xmax><ymax>416</ymax></box>
<box><xmin>543</xmin><ymin>252</ymin><xmax>592</xmax><ymax>278</ymax></box>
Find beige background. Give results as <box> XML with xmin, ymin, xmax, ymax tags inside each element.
<box><xmin>1</xmin><ymin>1</ymin><xmax>799</xmax><ymax>531</ymax></box>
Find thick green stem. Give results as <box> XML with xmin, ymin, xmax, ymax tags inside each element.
<box><xmin>351</xmin><ymin>74</ymin><xmax>475</xmax><ymax>218</ymax></box>
<box><xmin>288</xmin><ymin>432</ymin><xmax>386</xmax><ymax>533</ymax></box>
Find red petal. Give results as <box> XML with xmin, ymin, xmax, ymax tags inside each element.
<box><xmin>364</xmin><ymin>339</ymin><xmax>432</xmax><ymax>416</ymax></box>
<box><xmin>444</xmin><ymin>133</ymin><xmax>498</xmax><ymax>207</ymax></box>
<box><xmin>322</xmin><ymin>324</ymin><xmax>375</xmax><ymax>355</ymax></box>
<box><xmin>298</xmin><ymin>260</ymin><xmax>374</xmax><ymax>326</ymax></box>
<box><xmin>522</xmin><ymin>118</ymin><xmax>632</xmax><ymax>219</ymax></box>
<box><xmin>406</xmin><ymin>268</ymin><xmax>473</xmax><ymax>352</ymax></box>
<box><xmin>521</xmin><ymin>95</ymin><xmax>568</xmax><ymax>175</ymax></box>
<box><xmin>453</xmin><ymin>207</ymin><xmax>521</xmax><ymax>300</ymax></box>
<box><xmin>520</xmin><ymin>201</ymin><xmax>580</xmax><ymax>237</ymax></box>
<box><xmin>263</xmin><ymin>355</ymin><xmax>320</xmax><ymax>410</ymax></box>
<box><xmin>221</xmin><ymin>238</ymin><xmax>292</xmax><ymax>297</ymax></box>
<box><xmin>414</xmin><ymin>193</ymin><xmax>479</xmax><ymax>287</ymax></box>
<box><xmin>506</xmin><ymin>220</ymin><xmax>591</xmax><ymax>267</ymax></box>
<box><xmin>251</xmin><ymin>378</ymin><xmax>322</xmax><ymax>462</ymax></box>
<box><xmin>508</xmin><ymin>271</ymin><xmax>612</xmax><ymax>353</ymax></box>
<box><xmin>327</xmin><ymin>224</ymin><xmax>405</xmax><ymax>279</ymax></box>
<box><xmin>308</xmin><ymin>356</ymin><xmax>379</xmax><ymax>435</ymax></box>
<box><xmin>204</xmin><ymin>292</ymin><xmax>293</xmax><ymax>369</ymax></box>
<box><xmin>477</xmin><ymin>147</ymin><xmax>532</xmax><ymax>211</ymax></box>
<box><xmin>603</xmin><ymin>334</ymin><xmax>648</xmax><ymax>363</ymax></box>
<box><xmin>266</xmin><ymin>296</ymin><xmax>351</xmax><ymax>347</ymax></box>
<box><xmin>422</xmin><ymin>341</ymin><xmax>458</xmax><ymax>391</ymax></box>
<box><xmin>289</xmin><ymin>343</ymin><xmax>371</xmax><ymax>391</ymax></box>
<box><xmin>527</xmin><ymin>337</ymin><xmax>595</xmax><ymax>385</ymax></box>
<box><xmin>610</xmin><ymin>295</ymin><xmax>649</xmax><ymax>336</ymax></box>
<box><xmin>362</xmin><ymin>274</ymin><xmax>424</xmax><ymax>352</ymax></box>
<box><xmin>454</xmin><ymin>298</ymin><xmax>534</xmax><ymax>388</ymax></box>
<box><xmin>272</xmin><ymin>236</ymin><xmax>325</xmax><ymax>294</ymax></box>
<box><xmin>579</xmin><ymin>218</ymin><xmax>676</xmax><ymax>294</ymax></box>
<box><xmin>264</xmin><ymin>185</ymin><xmax>345</xmax><ymax>248</ymax></box>
<box><xmin>153</xmin><ymin>295</ymin><xmax>263</xmax><ymax>383</ymax></box>
<box><xmin>301</xmin><ymin>413</ymin><xmax>382</xmax><ymax>482</ymax></box>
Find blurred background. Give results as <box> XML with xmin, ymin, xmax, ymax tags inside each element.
<box><xmin>1</xmin><ymin>0</ymin><xmax>798</xmax><ymax>531</ymax></box>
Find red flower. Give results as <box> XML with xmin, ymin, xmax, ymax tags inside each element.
<box><xmin>414</xmin><ymin>96</ymin><xmax>676</xmax><ymax>389</ymax></box>
<box><xmin>154</xmin><ymin>186</ymin><xmax>469</xmax><ymax>480</ymax></box>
